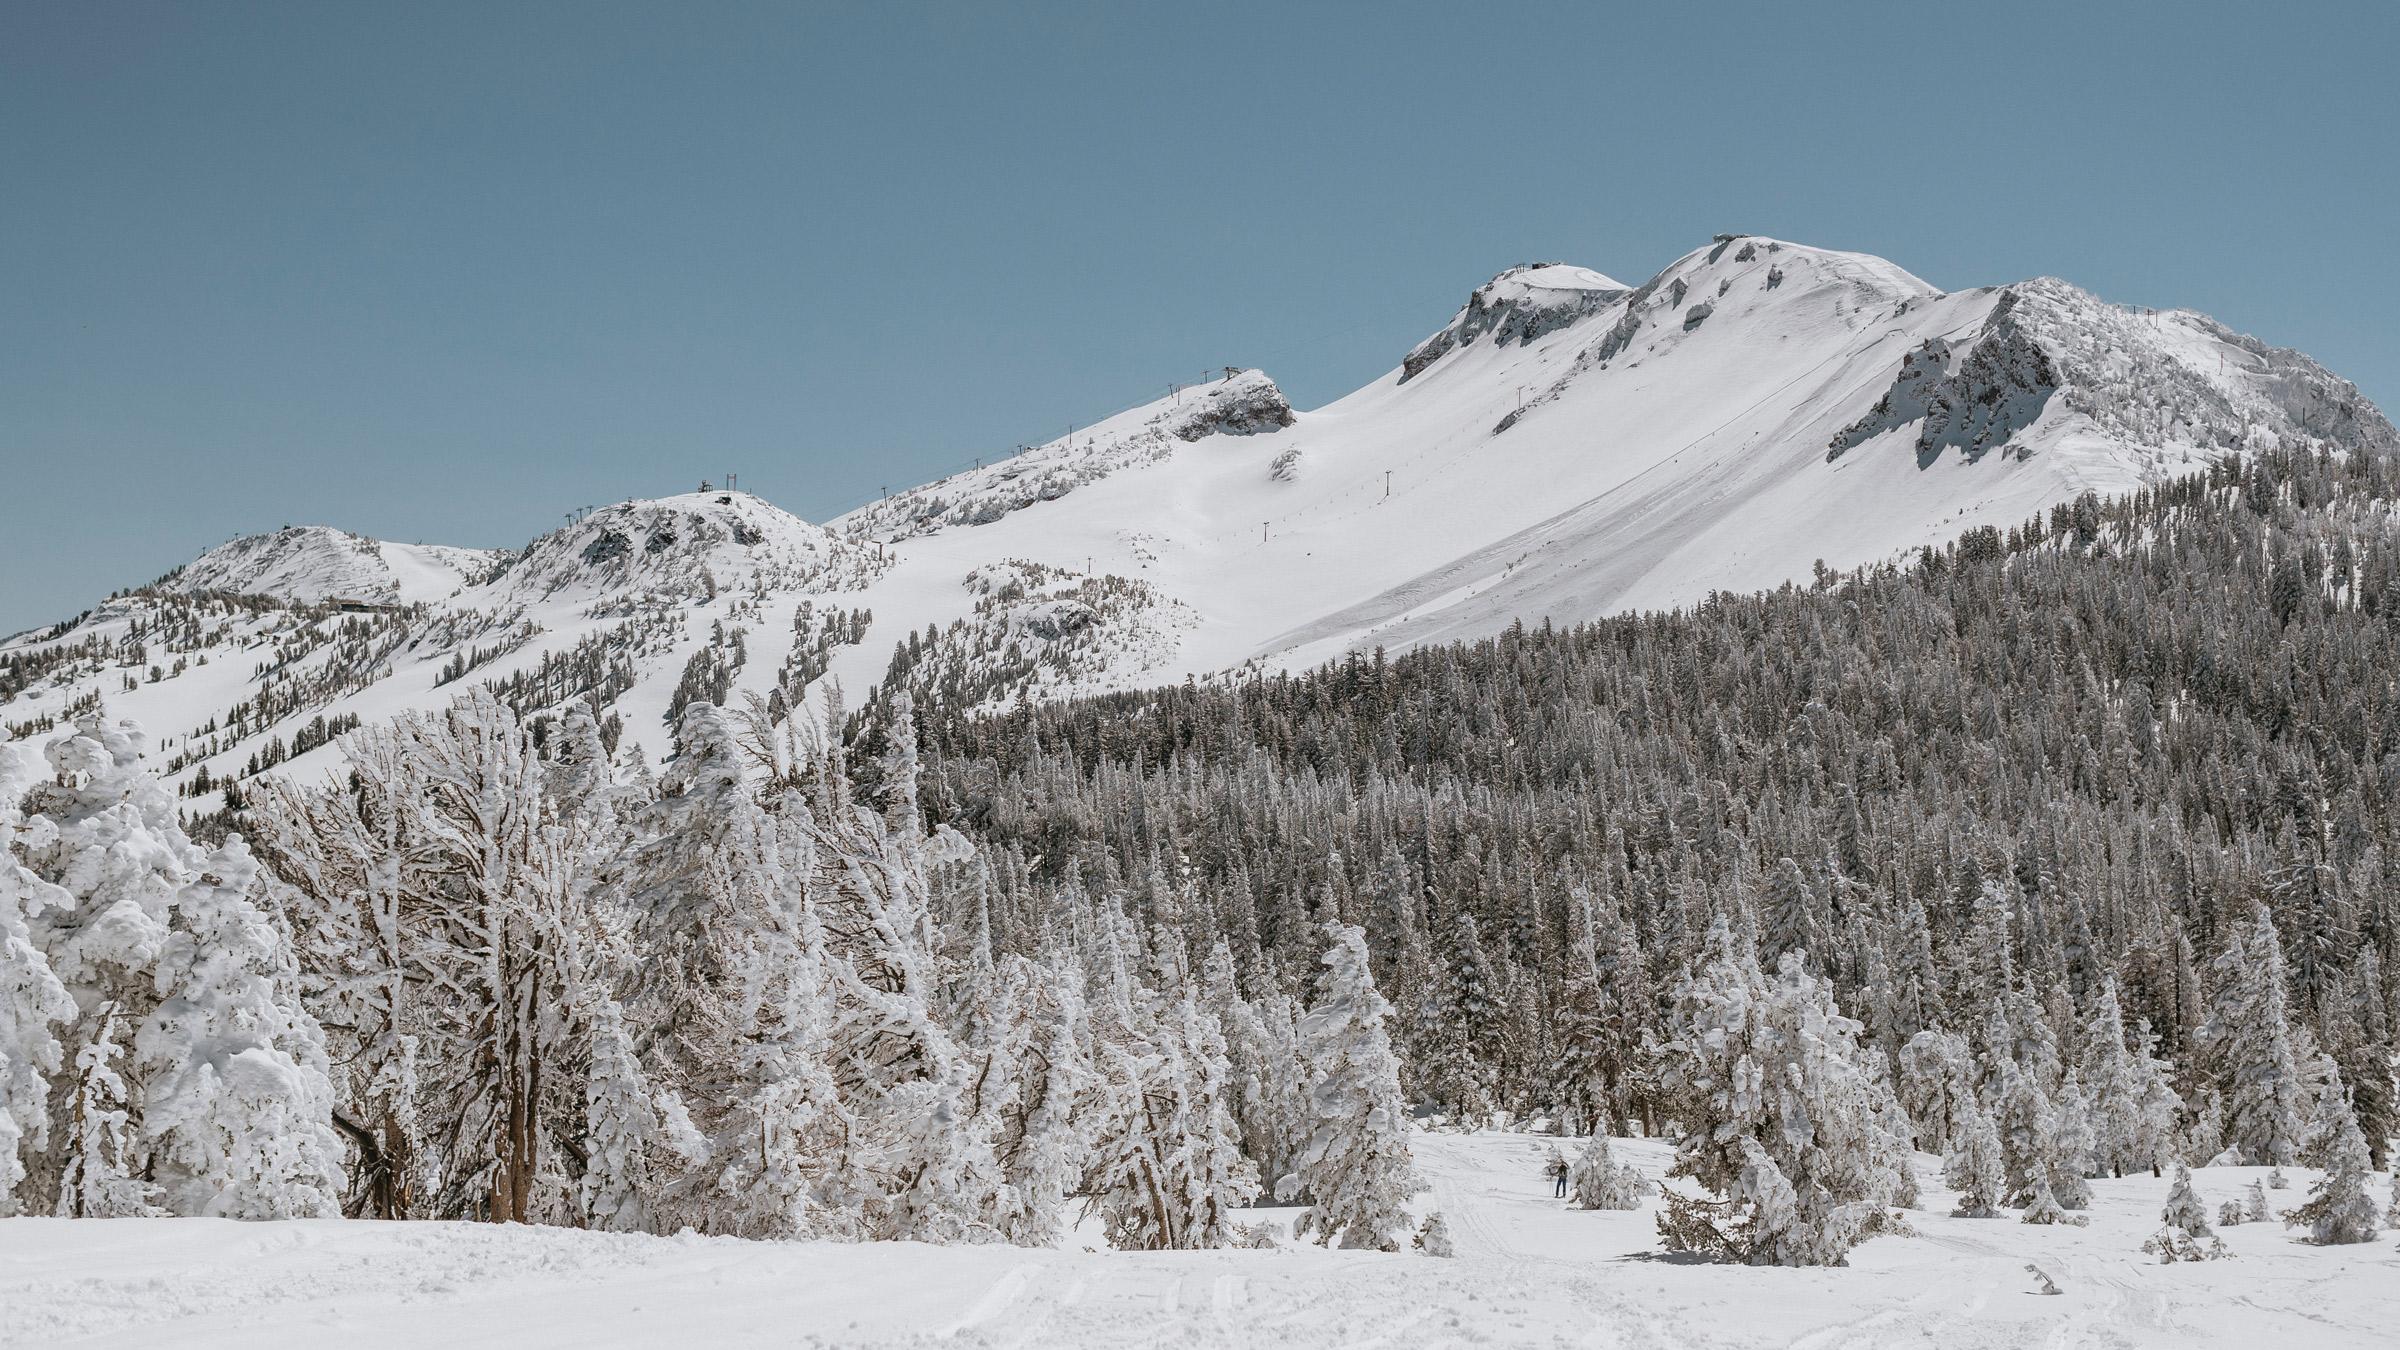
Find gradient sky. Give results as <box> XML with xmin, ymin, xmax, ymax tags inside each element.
<box><xmin>4</xmin><ymin>0</ymin><xmax>2394</xmax><ymax>635</ymax></box>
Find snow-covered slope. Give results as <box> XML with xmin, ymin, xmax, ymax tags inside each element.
<box><xmin>5</xmin><ymin>235</ymin><xmax>2391</xmax><ymax>795</ymax></box>
<box><xmin>4</xmin><ymin>1131</ymin><xmax>2389</xmax><ymax>1348</ymax></box>
<box><xmin>157</xmin><ymin>526</ymin><xmax>507</xmax><ymax>607</ymax></box>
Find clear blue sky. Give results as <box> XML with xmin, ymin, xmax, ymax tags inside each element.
<box><xmin>4</xmin><ymin>0</ymin><xmax>2393</xmax><ymax>635</ymax></box>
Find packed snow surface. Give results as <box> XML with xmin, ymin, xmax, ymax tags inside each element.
<box><xmin>3</xmin><ymin>1132</ymin><xmax>2389</xmax><ymax>1348</ymax></box>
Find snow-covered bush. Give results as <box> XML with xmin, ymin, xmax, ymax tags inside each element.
<box><xmin>1413</xmin><ymin>1210</ymin><xmax>1456</xmax><ymax>1257</ymax></box>
<box><xmin>2160</xmin><ymin>1162</ymin><xmax>2210</xmax><ymax>1237</ymax></box>
<box><xmin>1568</xmin><ymin>1130</ymin><xmax>1642</xmax><ymax>1210</ymax></box>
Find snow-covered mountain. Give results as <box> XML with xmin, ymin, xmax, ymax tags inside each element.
<box><xmin>5</xmin><ymin>234</ymin><xmax>2391</xmax><ymax>797</ymax></box>
<box><xmin>155</xmin><ymin>526</ymin><xmax>507</xmax><ymax>607</ymax></box>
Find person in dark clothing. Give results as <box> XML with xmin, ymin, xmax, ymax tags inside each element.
<box><xmin>1548</xmin><ymin>1154</ymin><xmax>1570</xmax><ymax>1198</ymax></box>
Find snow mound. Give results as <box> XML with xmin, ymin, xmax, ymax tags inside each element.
<box><xmin>154</xmin><ymin>527</ymin><xmax>506</xmax><ymax>607</ymax></box>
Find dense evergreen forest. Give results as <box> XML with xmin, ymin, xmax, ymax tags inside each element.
<box><xmin>897</xmin><ymin>447</ymin><xmax>2400</xmax><ymax>1176</ymax></box>
<box><xmin>13</xmin><ymin>445</ymin><xmax>2395</xmax><ymax>1267</ymax></box>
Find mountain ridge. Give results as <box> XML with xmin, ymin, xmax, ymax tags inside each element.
<box><xmin>5</xmin><ymin>234</ymin><xmax>2390</xmax><ymax>801</ymax></box>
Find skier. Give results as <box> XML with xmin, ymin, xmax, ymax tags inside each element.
<box><xmin>1547</xmin><ymin>1151</ymin><xmax>1570</xmax><ymax>1198</ymax></box>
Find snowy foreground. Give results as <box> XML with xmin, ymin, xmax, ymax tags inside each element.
<box><xmin>6</xmin><ymin>1133</ymin><xmax>2392</xmax><ymax>1349</ymax></box>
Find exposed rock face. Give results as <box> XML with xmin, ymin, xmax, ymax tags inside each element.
<box><xmin>1828</xmin><ymin>289</ymin><xmax>2060</xmax><ymax>464</ymax></box>
<box><xmin>1401</xmin><ymin>264</ymin><xmax>1628</xmax><ymax>382</ymax></box>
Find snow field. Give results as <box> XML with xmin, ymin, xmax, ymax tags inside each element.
<box><xmin>5</xmin><ymin>1131</ymin><xmax>2390</xmax><ymax>1349</ymax></box>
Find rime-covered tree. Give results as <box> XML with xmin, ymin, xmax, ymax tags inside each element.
<box><xmin>1282</xmin><ymin>923</ymin><xmax>1421</xmax><ymax>1250</ymax></box>
<box><xmin>1654</xmin><ymin>917</ymin><xmax>1912</xmax><ymax>1266</ymax></box>
<box><xmin>2283</xmin><ymin>1105</ymin><xmax>2381</xmax><ymax>1245</ymax></box>
<box><xmin>1943</xmin><ymin>1095</ymin><xmax>2006</xmax><ymax>1218</ymax></box>
<box><xmin>0</xmin><ymin>733</ymin><xmax>73</xmax><ymax>1214</ymax></box>
<box><xmin>10</xmin><ymin>717</ymin><xmax>335</xmax><ymax>1219</ymax></box>
<box><xmin>133</xmin><ymin>834</ymin><xmax>343</xmax><ymax>1218</ymax></box>
<box><xmin>2200</xmin><ymin>904</ymin><xmax>2307</xmax><ymax>1166</ymax></box>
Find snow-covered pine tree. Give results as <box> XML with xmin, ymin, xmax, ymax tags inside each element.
<box><xmin>2082</xmin><ymin>976</ymin><xmax>2182</xmax><ymax>1177</ymax></box>
<box><xmin>1992</xmin><ymin>1052</ymin><xmax>2057</xmax><ymax>1209</ymax></box>
<box><xmin>1206</xmin><ymin>942</ymin><xmax>1306</xmax><ymax>1197</ymax></box>
<box><xmin>1943</xmin><ymin>1095</ymin><xmax>2006</xmax><ymax>1218</ymax></box>
<box><xmin>807</xmin><ymin>705</ymin><xmax>1006</xmax><ymax>1243</ymax></box>
<box><xmin>1897</xmin><ymin>1028</ymin><xmax>1978</xmax><ymax>1156</ymax></box>
<box><xmin>2199</xmin><ymin>903</ymin><xmax>2307</xmax><ymax>1166</ymax></box>
<box><xmin>982</xmin><ymin>952</ymin><xmax>1096</xmax><ymax>1246</ymax></box>
<box><xmin>1654</xmin><ymin>918</ymin><xmax>1912</xmax><ymax>1265</ymax></box>
<box><xmin>15</xmin><ymin>717</ymin><xmax>336</xmax><ymax>1219</ymax></box>
<box><xmin>1417</xmin><ymin>911</ymin><xmax>1497</xmax><ymax>1125</ymax></box>
<box><xmin>2296</xmin><ymin>1051</ymin><xmax>2352</xmax><ymax>1168</ymax></box>
<box><xmin>2282</xmin><ymin>1105</ymin><xmax>2381</xmax><ymax>1244</ymax></box>
<box><xmin>1282</xmin><ymin>922</ymin><xmax>1421</xmax><ymax>1250</ymax></box>
<box><xmin>2017</xmin><ymin>1171</ymin><xmax>2086</xmax><ymax>1227</ymax></box>
<box><xmin>2047</xmin><ymin>1072</ymin><xmax>2096</xmax><ymax>1209</ymax></box>
<box><xmin>576</xmin><ymin>993</ymin><xmax>690</xmax><ymax>1233</ymax></box>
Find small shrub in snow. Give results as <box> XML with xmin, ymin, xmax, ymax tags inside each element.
<box><xmin>2142</xmin><ymin>1227</ymin><xmax>2232</xmax><ymax>1262</ymax></box>
<box><xmin>2160</xmin><ymin>1163</ymin><xmax>2211</xmax><ymax>1237</ymax></box>
<box><xmin>1413</xmin><ymin>1210</ymin><xmax>1456</xmax><ymax>1257</ymax></box>
<box><xmin>1568</xmin><ymin>1131</ymin><xmax>1642</xmax><ymax>1210</ymax></box>
<box><xmin>2018</xmin><ymin>1174</ymin><xmax>2088</xmax><ymax>1227</ymax></box>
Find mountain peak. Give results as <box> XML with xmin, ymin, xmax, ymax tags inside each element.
<box><xmin>486</xmin><ymin>491</ymin><xmax>877</xmax><ymax>605</ymax></box>
<box><xmin>153</xmin><ymin>525</ymin><xmax>503</xmax><ymax>607</ymax></box>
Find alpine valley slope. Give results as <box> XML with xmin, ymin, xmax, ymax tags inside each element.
<box><xmin>4</xmin><ymin>235</ymin><xmax>2391</xmax><ymax>800</ymax></box>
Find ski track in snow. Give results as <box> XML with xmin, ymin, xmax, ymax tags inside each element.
<box><xmin>7</xmin><ymin>1132</ymin><xmax>2391</xmax><ymax>1349</ymax></box>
